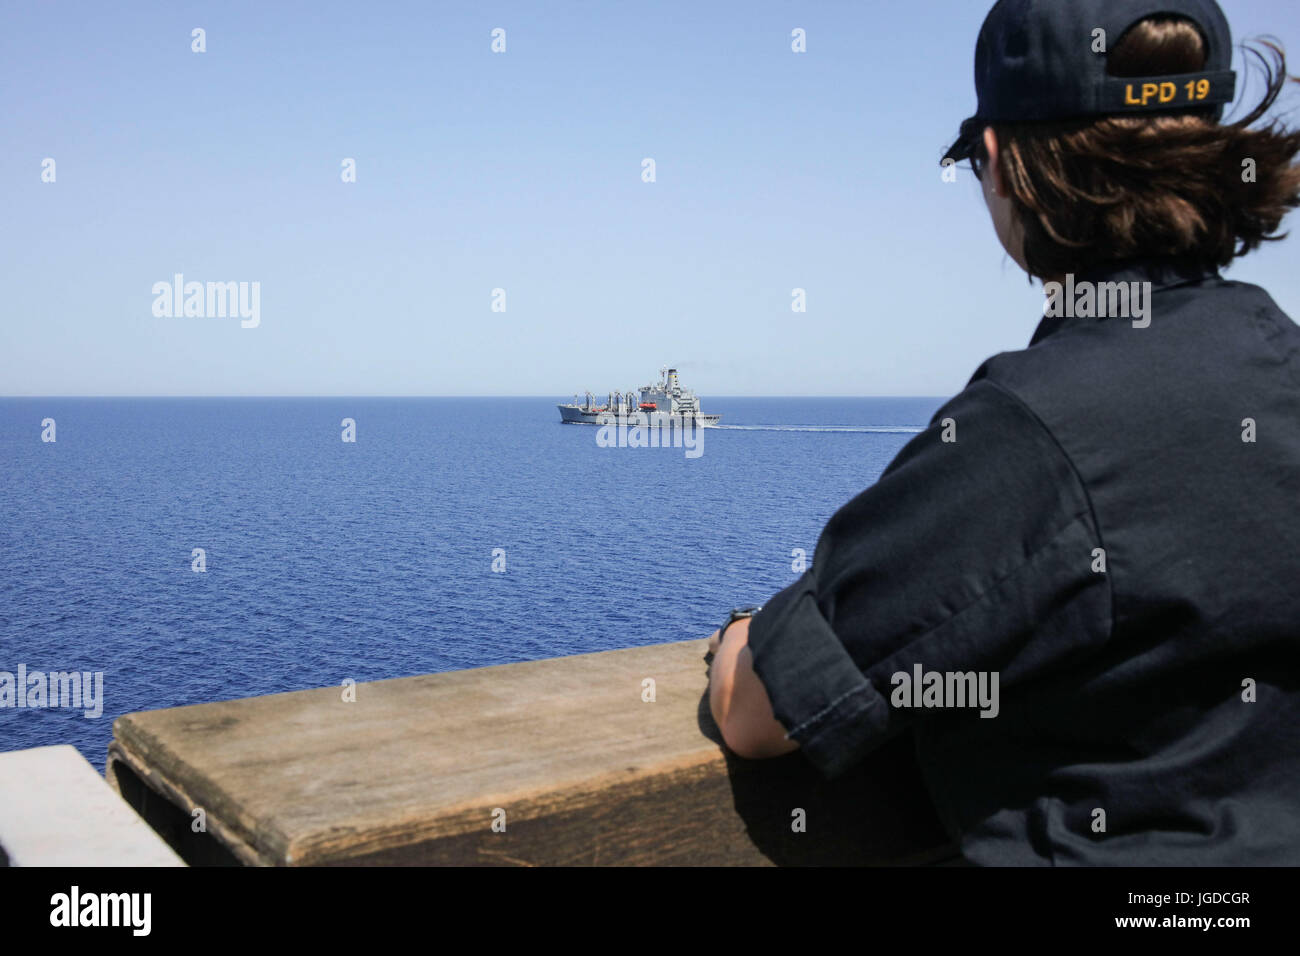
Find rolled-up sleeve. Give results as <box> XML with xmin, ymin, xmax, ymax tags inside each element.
<box><xmin>746</xmin><ymin>379</ymin><xmax>1111</xmax><ymax>779</ymax></box>
<box><xmin>746</xmin><ymin>571</ymin><xmax>894</xmax><ymax>779</ymax></box>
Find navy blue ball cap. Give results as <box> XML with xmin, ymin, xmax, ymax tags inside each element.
<box><xmin>943</xmin><ymin>0</ymin><xmax>1237</xmax><ymax>163</ymax></box>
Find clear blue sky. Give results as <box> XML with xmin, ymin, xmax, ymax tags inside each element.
<box><xmin>3</xmin><ymin>0</ymin><xmax>1298</xmax><ymax>396</ymax></box>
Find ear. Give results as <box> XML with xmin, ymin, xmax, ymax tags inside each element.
<box><xmin>982</xmin><ymin>126</ymin><xmax>1008</xmax><ymax>198</ymax></box>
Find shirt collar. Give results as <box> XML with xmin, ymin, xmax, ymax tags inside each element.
<box><xmin>1028</xmin><ymin>257</ymin><xmax>1223</xmax><ymax>346</ymax></box>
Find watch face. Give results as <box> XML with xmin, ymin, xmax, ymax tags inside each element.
<box><xmin>731</xmin><ymin>605</ymin><xmax>762</xmax><ymax>620</ymax></box>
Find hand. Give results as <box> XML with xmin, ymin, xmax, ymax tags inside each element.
<box><xmin>706</xmin><ymin>628</ymin><xmax>723</xmax><ymax>659</ymax></box>
<box><xmin>706</xmin><ymin>617</ymin><xmax>798</xmax><ymax>758</ymax></box>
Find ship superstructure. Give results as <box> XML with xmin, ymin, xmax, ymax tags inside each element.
<box><xmin>558</xmin><ymin>367</ymin><xmax>721</xmax><ymax>426</ymax></box>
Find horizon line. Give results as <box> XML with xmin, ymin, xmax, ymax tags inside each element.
<box><xmin>0</xmin><ymin>393</ymin><xmax>952</xmax><ymax>401</ymax></box>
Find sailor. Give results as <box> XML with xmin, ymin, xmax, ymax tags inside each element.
<box><xmin>707</xmin><ymin>0</ymin><xmax>1300</xmax><ymax>864</ymax></box>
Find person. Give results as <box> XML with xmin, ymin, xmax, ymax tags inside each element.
<box><xmin>706</xmin><ymin>0</ymin><xmax>1300</xmax><ymax>865</ymax></box>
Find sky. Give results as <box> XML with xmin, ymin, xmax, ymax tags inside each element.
<box><xmin>3</xmin><ymin>0</ymin><xmax>1299</xmax><ymax>397</ymax></box>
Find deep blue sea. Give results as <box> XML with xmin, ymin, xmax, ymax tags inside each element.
<box><xmin>0</xmin><ymin>396</ymin><xmax>942</xmax><ymax>767</ymax></box>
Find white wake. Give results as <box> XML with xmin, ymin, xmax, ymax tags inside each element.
<box><xmin>712</xmin><ymin>424</ymin><xmax>924</xmax><ymax>434</ymax></box>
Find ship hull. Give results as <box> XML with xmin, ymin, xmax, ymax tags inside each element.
<box><xmin>557</xmin><ymin>405</ymin><xmax>720</xmax><ymax>427</ymax></box>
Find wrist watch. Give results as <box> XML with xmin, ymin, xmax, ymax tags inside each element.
<box><xmin>705</xmin><ymin>606</ymin><xmax>763</xmax><ymax>663</ymax></box>
<box><xmin>715</xmin><ymin>605</ymin><xmax>762</xmax><ymax>651</ymax></box>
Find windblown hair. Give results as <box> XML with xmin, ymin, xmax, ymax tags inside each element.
<box><xmin>977</xmin><ymin>17</ymin><xmax>1300</xmax><ymax>279</ymax></box>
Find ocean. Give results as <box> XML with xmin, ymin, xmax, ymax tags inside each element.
<box><xmin>0</xmin><ymin>396</ymin><xmax>942</xmax><ymax>767</ymax></box>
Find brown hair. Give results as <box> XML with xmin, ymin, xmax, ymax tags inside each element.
<box><xmin>976</xmin><ymin>17</ymin><xmax>1300</xmax><ymax>279</ymax></box>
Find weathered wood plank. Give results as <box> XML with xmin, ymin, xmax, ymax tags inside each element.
<box><xmin>106</xmin><ymin>639</ymin><xmax>953</xmax><ymax>865</ymax></box>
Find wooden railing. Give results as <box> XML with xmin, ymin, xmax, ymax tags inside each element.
<box><xmin>106</xmin><ymin>639</ymin><xmax>954</xmax><ymax>866</ymax></box>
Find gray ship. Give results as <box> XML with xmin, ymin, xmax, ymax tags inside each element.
<box><xmin>558</xmin><ymin>367</ymin><xmax>721</xmax><ymax>426</ymax></box>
